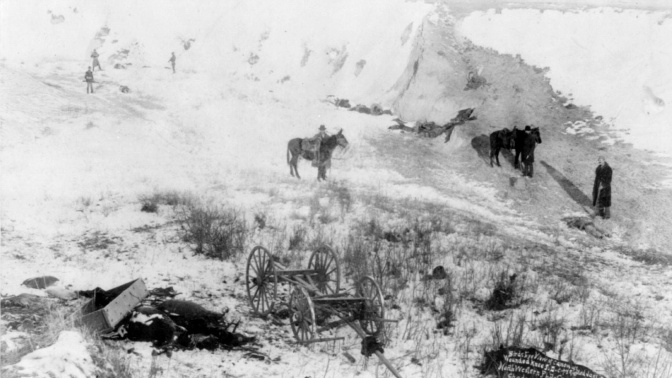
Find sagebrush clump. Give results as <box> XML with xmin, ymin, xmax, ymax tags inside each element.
<box><xmin>177</xmin><ymin>202</ymin><xmax>247</xmax><ymax>260</ymax></box>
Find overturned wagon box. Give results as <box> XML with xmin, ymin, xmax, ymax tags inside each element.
<box><xmin>80</xmin><ymin>278</ymin><xmax>148</xmax><ymax>333</ymax></box>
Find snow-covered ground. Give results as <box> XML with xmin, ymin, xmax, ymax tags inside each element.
<box><xmin>459</xmin><ymin>7</ymin><xmax>672</xmax><ymax>156</ymax></box>
<box><xmin>2</xmin><ymin>1</ymin><xmax>672</xmax><ymax>377</ymax></box>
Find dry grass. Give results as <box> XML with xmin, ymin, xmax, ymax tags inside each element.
<box><xmin>176</xmin><ymin>200</ymin><xmax>248</xmax><ymax>260</ymax></box>
<box><xmin>1</xmin><ymin>299</ymin><xmax>134</xmax><ymax>377</ymax></box>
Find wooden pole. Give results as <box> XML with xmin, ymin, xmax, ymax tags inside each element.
<box><xmin>347</xmin><ymin>322</ymin><xmax>403</xmax><ymax>378</ymax></box>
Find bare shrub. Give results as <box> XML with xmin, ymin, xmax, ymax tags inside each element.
<box><xmin>664</xmin><ymin>329</ymin><xmax>672</xmax><ymax>353</ymax></box>
<box><xmin>77</xmin><ymin>196</ymin><xmax>93</xmax><ymax>208</ymax></box>
<box><xmin>573</xmin><ymin>302</ymin><xmax>602</xmax><ymax>334</ymax></box>
<box><xmin>342</xmin><ymin>234</ymin><xmax>369</xmax><ymax>279</ymax></box>
<box><xmin>90</xmin><ymin>341</ymin><xmax>134</xmax><ymax>378</ymax></box>
<box><xmin>325</xmin><ymin>180</ymin><xmax>353</xmax><ymax>218</ymax></box>
<box><xmin>484</xmin><ymin>271</ymin><xmax>526</xmax><ymax>311</ymax></box>
<box><xmin>253</xmin><ymin>212</ymin><xmax>267</xmax><ymax>230</ymax></box>
<box><xmin>176</xmin><ymin>202</ymin><xmax>247</xmax><ymax>260</ymax></box>
<box><xmin>489</xmin><ymin>311</ymin><xmax>528</xmax><ymax>349</ymax></box>
<box><xmin>601</xmin><ymin>302</ymin><xmax>649</xmax><ymax>378</ymax></box>
<box><xmin>533</xmin><ymin>307</ymin><xmax>566</xmax><ymax>351</ymax></box>
<box><xmin>2</xmin><ymin>301</ymin><xmax>134</xmax><ymax>377</ymax></box>
<box><xmin>288</xmin><ymin>225</ymin><xmax>307</xmax><ymax>251</ymax></box>
<box><xmin>141</xmin><ymin>201</ymin><xmax>158</xmax><ymax>213</ymax></box>
<box><xmin>139</xmin><ymin>190</ymin><xmax>193</xmax><ymax>213</ymax></box>
<box><xmin>613</xmin><ymin>246</ymin><xmax>672</xmax><ymax>266</ymax></box>
<box><xmin>549</xmin><ymin>278</ymin><xmax>574</xmax><ymax>305</ymax></box>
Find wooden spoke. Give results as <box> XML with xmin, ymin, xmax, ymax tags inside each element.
<box><xmin>307</xmin><ymin>245</ymin><xmax>340</xmax><ymax>295</ymax></box>
<box><xmin>357</xmin><ymin>275</ymin><xmax>385</xmax><ymax>335</ymax></box>
<box><xmin>246</xmin><ymin>246</ymin><xmax>277</xmax><ymax>316</ymax></box>
<box><xmin>289</xmin><ymin>287</ymin><xmax>316</xmax><ymax>344</ymax></box>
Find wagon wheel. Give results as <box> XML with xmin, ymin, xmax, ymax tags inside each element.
<box><xmin>357</xmin><ymin>275</ymin><xmax>385</xmax><ymax>335</ymax></box>
<box><xmin>307</xmin><ymin>245</ymin><xmax>340</xmax><ymax>295</ymax></box>
<box><xmin>246</xmin><ymin>246</ymin><xmax>277</xmax><ymax>316</ymax></box>
<box><xmin>289</xmin><ymin>286</ymin><xmax>316</xmax><ymax>344</ymax></box>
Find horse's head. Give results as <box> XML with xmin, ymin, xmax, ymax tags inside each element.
<box><xmin>335</xmin><ymin>129</ymin><xmax>348</xmax><ymax>149</ymax></box>
<box><xmin>532</xmin><ymin>127</ymin><xmax>542</xmax><ymax>143</ymax></box>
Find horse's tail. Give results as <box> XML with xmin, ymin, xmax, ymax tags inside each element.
<box><xmin>287</xmin><ymin>145</ymin><xmax>291</xmax><ymax>166</ymax></box>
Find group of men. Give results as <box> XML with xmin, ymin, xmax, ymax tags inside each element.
<box><xmin>83</xmin><ymin>50</ymin><xmax>177</xmax><ymax>94</ymax></box>
<box><xmin>512</xmin><ymin>125</ymin><xmax>612</xmax><ymax>220</ymax></box>
<box><xmin>84</xmin><ymin>48</ymin><xmax>616</xmax><ymax>221</ymax></box>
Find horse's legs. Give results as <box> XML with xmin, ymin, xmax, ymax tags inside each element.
<box><xmin>290</xmin><ymin>154</ymin><xmax>301</xmax><ymax>179</ymax></box>
<box><xmin>514</xmin><ymin>150</ymin><xmax>521</xmax><ymax>169</ymax></box>
<box><xmin>490</xmin><ymin>148</ymin><xmax>501</xmax><ymax>167</ymax></box>
<box><xmin>317</xmin><ymin>165</ymin><xmax>326</xmax><ymax>181</ymax></box>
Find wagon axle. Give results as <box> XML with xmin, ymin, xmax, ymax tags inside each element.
<box><xmin>245</xmin><ymin>245</ymin><xmax>402</xmax><ymax>378</ymax></box>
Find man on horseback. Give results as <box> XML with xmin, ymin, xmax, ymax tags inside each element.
<box><xmin>287</xmin><ymin>128</ymin><xmax>348</xmax><ymax>181</ymax></box>
<box><xmin>302</xmin><ymin>125</ymin><xmax>329</xmax><ymax>165</ymax></box>
<box><xmin>313</xmin><ymin>125</ymin><xmax>329</xmax><ymax>147</ymax></box>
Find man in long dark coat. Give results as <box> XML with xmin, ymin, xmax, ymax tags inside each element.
<box><xmin>592</xmin><ymin>156</ymin><xmax>612</xmax><ymax>219</ymax></box>
<box><xmin>521</xmin><ymin>126</ymin><xmax>540</xmax><ymax>177</ymax></box>
<box><xmin>91</xmin><ymin>49</ymin><xmax>102</xmax><ymax>71</ymax></box>
<box><xmin>84</xmin><ymin>67</ymin><xmax>94</xmax><ymax>94</ymax></box>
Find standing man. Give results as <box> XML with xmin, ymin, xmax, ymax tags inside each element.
<box><xmin>313</xmin><ymin>124</ymin><xmax>329</xmax><ymax>144</ymax></box>
<box><xmin>521</xmin><ymin>125</ymin><xmax>540</xmax><ymax>178</ymax></box>
<box><xmin>310</xmin><ymin>125</ymin><xmax>330</xmax><ymax>173</ymax></box>
<box><xmin>84</xmin><ymin>66</ymin><xmax>94</xmax><ymax>94</ymax></box>
<box><xmin>592</xmin><ymin>156</ymin><xmax>612</xmax><ymax>219</ymax></box>
<box><xmin>169</xmin><ymin>52</ymin><xmax>176</xmax><ymax>73</ymax></box>
<box><xmin>91</xmin><ymin>49</ymin><xmax>102</xmax><ymax>71</ymax></box>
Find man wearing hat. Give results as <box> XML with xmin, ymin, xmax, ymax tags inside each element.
<box><xmin>592</xmin><ymin>156</ymin><xmax>612</xmax><ymax>219</ymax></box>
<box><xmin>314</xmin><ymin>124</ymin><xmax>329</xmax><ymax>143</ymax></box>
<box><xmin>521</xmin><ymin>125</ymin><xmax>540</xmax><ymax>177</ymax></box>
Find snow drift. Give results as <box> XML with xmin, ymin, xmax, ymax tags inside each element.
<box><xmin>0</xmin><ymin>0</ymin><xmax>432</xmax><ymax>106</ymax></box>
<box><xmin>459</xmin><ymin>8</ymin><xmax>672</xmax><ymax>156</ymax></box>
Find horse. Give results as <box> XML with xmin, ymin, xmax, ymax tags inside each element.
<box><xmin>489</xmin><ymin>128</ymin><xmax>514</xmax><ymax>167</ymax></box>
<box><xmin>511</xmin><ymin>126</ymin><xmax>542</xmax><ymax>170</ymax></box>
<box><xmin>287</xmin><ymin>130</ymin><xmax>348</xmax><ymax>181</ymax></box>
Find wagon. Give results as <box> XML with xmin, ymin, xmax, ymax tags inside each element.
<box><xmin>245</xmin><ymin>245</ymin><xmax>402</xmax><ymax>377</ymax></box>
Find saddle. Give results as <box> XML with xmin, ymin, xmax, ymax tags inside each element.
<box><xmin>301</xmin><ymin>138</ymin><xmax>320</xmax><ymax>153</ymax></box>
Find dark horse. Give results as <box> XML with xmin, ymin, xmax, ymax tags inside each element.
<box><xmin>512</xmin><ymin>126</ymin><xmax>542</xmax><ymax>170</ymax></box>
<box><xmin>489</xmin><ymin>128</ymin><xmax>514</xmax><ymax>167</ymax></box>
<box><xmin>287</xmin><ymin>130</ymin><xmax>348</xmax><ymax>181</ymax></box>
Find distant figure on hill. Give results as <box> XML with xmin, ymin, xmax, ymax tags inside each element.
<box><xmin>84</xmin><ymin>67</ymin><xmax>94</xmax><ymax>94</ymax></box>
<box><xmin>592</xmin><ymin>156</ymin><xmax>612</xmax><ymax>219</ymax></box>
<box><xmin>169</xmin><ymin>52</ymin><xmax>176</xmax><ymax>73</ymax></box>
<box><xmin>521</xmin><ymin>125</ymin><xmax>542</xmax><ymax>178</ymax></box>
<box><xmin>91</xmin><ymin>49</ymin><xmax>102</xmax><ymax>71</ymax></box>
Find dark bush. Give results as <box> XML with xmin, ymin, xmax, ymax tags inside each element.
<box><xmin>288</xmin><ymin>226</ymin><xmax>307</xmax><ymax>251</ymax></box>
<box><xmin>177</xmin><ymin>203</ymin><xmax>247</xmax><ymax>260</ymax></box>
<box><xmin>485</xmin><ymin>272</ymin><xmax>522</xmax><ymax>311</ymax></box>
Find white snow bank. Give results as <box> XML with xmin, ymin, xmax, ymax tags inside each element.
<box><xmin>0</xmin><ymin>0</ymin><xmax>433</xmax><ymax>105</ymax></box>
<box><xmin>459</xmin><ymin>8</ymin><xmax>672</xmax><ymax>156</ymax></box>
<box><xmin>1</xmin><ymin>331</ymin><xmax>98</xmax><ymax>378</ymax></box>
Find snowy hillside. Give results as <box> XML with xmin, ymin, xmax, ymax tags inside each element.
<box><xmin>460</xmin><ymin>7</ymin><xmax>672</xmax><ymax>156</ymax></box>
<box><xmin>2</xmin><ymin>1</ymin><xmax>672</xmax><ymax>378</ymax></box>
